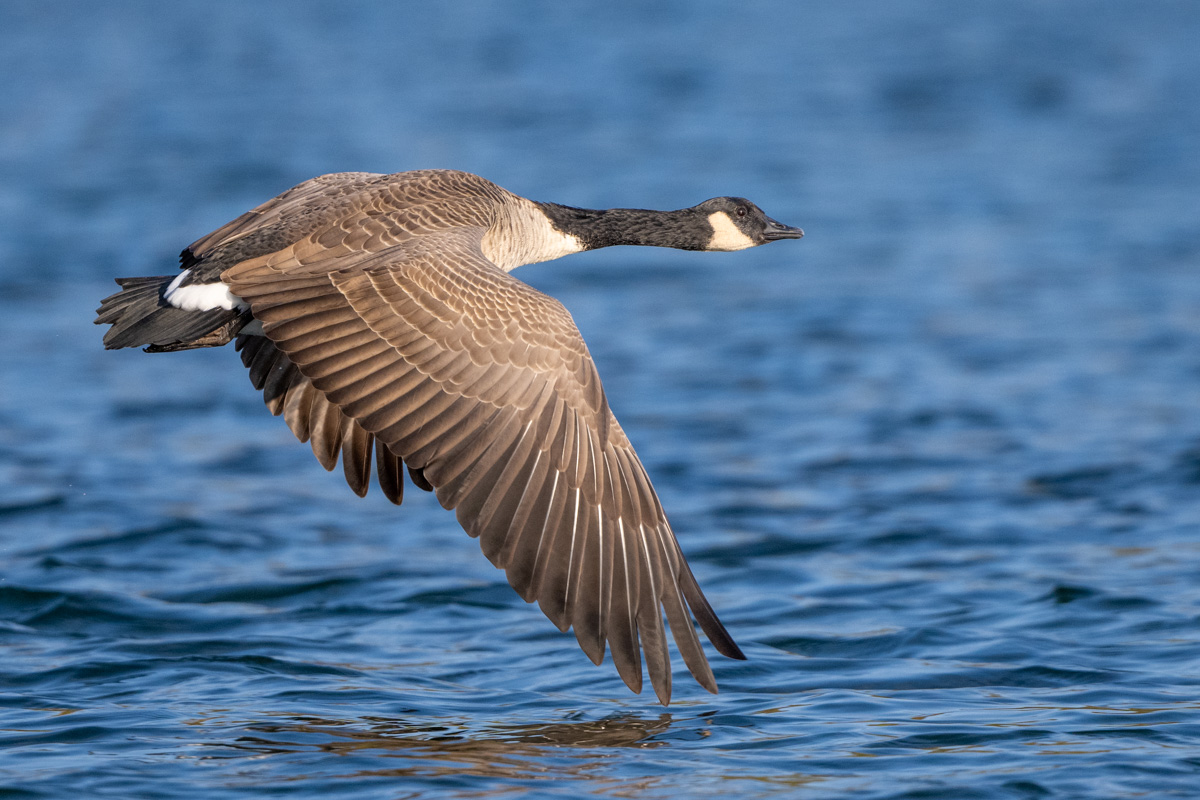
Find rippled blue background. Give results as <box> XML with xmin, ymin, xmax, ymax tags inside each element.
<box><xmin>3</xmin><ymin>2</ymin><xmax>1200</xmax><ymax>797</ymax></box>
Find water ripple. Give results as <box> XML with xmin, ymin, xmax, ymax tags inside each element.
<box><xmin>4</xmin><ymin>2</ymin><xmax>1200</xmax><ymax>798</ymax></box>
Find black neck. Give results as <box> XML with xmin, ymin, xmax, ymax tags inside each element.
<box><xmin>536</xmin><ymin>202</ymin><xmax>711</xmax><ymax>251</ymax></box>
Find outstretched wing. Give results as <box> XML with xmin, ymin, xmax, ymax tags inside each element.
<box><xmin>235</xmin><ymin>333</ymin><xmax>409</xmax><ymax>504</ymax></box>
<box><xmin>224</xmin><ymin>227</ymin><xmax>744</xmax><ymax>703</ymax></box>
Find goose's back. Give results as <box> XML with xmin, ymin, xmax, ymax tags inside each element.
<box><xmin>186</xmin><ymin>170</ymin><xmax>513</xmax><ymax>275</ymax></box>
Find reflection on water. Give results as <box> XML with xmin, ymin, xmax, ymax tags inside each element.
<box><xmin>207</xmin><ymin>713</ymin><xmax>672</xmax><ymax>781</ymax></box>
<box><xmin>171</xmin><ymin>696</ymin><xmax>1200</xmax><ymax>796</ymax></box>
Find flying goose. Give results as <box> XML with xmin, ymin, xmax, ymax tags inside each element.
<box><xmin>95</xmin><ymin>169</ymin><xmax>804</xmax><ymax>703</ymax></box>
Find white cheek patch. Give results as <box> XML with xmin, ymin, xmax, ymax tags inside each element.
<box><xmin>164</xmin><ymin>270</ymin><xmax>249</xmax><ymax>311</ymax></box>
<box><xmin>706</xmin><ymin>212</ymin><xmax>757</xmax><ymax>251</ymax></box>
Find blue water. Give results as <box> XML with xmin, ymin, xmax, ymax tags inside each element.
<box><xmin>3</xmin><ymin>2</ymin><xmax>1200</xmax><ymax>797</ymax></box>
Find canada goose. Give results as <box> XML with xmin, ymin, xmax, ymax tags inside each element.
<box><xmin>95</xmin><ymin>169</ymin><xmax>804</xmax><ymax>703</ymax></box>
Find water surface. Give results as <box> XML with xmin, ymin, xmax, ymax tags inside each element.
<box><xmin>3</xmin><ymin>2</ymin><xmax>1200</xmax><ymax>797</ymax></box>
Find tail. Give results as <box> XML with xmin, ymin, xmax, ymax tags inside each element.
<box><xmin>95</xmin><ymin>276</ymin><xmax>247</xmax><ymax>352</ymax></box>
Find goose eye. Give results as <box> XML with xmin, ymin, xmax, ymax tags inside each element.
<box><xmin>736</xmin><ymin>206</ymin><xmax>747</xmax><ymax>218</ymax></box>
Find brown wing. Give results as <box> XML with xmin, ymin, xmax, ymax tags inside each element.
<box><xmin>235</xmin><ymin>333</ymin><xmax>406</xmax><ymax>504</ymax></box>
<box><xmin>187</xmin><ymin>172</ymin><xmax>384</xmax><ymax>261</ymax></box>
<box><xmin>187</xmin><ymin>170</ymin><xmax>510</xmax><ymax>270</ymax></box>
<box><xmin>224</xmin><ymin>227</ymin><xmax>744</xmax><ymax>703</ymax></box>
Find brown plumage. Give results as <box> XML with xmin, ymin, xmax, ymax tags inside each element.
<box><xmin>95</xmin><ymin>169</ymin><xmax>804</xmax><ymax>703</ymax></box>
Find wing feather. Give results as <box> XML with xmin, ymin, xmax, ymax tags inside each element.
<box><xmin>236</xmin><ymin>333</ymin><xmax>409</xmax><ymax>504</ymax></box>
<box><xmin>223</xmin><ymin>225</ymin><xmax>743</xmax><ymax>703</ymax></box>
<box><xmin>375</xmin><ymin>440</ymin><xmax>405</xmax><ymax>505</ymax></box>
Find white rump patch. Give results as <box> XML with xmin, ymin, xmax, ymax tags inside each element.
<box><xmin>164</xmin><ymin>270</ymin><xmax>248</xmax><ymax>311</ymax></box>
<box><xmin>706</xmin><ymin>212</ymin><xmax>757</xmax><ymax>251</ymax></box>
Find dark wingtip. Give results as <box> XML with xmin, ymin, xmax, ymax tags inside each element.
<box><xmin>705</xmin><ymin>618</ymin><xmax>747</xmax><ymax>661</ymax></box>
<box><xmin>721</xmin><ymin>639</ymin><xmax>748</xmax><ymax>661</ymax></box>
<box><xmin>677</xmin><ymin>558</ymin><xmax>747</xmax><ymax>661</ymax></box>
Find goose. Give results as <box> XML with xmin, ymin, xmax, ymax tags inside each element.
<box><xmin>95</xmin><ymin>169</ymin><xmax>804</xmax><ymax>703</ymax></box>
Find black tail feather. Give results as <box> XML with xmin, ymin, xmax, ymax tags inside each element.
<box><xmin>95</xmin><ymin>276</ymin><xmax>243</xmax><ymax>351</ymax></box>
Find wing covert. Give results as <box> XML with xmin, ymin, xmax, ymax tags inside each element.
<box><xmin>224</xmin><ymin>228</ymin><xmax>743</xmax><ymax>703</ymax></box>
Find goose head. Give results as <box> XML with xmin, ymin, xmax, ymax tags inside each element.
<box><xmin>694</xmin><ymin>197</ymin><xmax>805</xmax><ymax>251</ymax></box>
